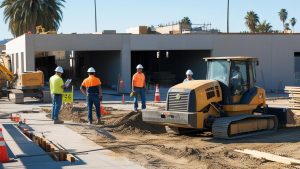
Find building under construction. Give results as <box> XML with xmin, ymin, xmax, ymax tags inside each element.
<box><xmin>5</xmin><ymin>33</ymin><xmax>300</xmax><ymax>92</ymax></box>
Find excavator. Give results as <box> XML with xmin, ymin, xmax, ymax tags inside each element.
<box><xmin>142</xmin><ymin>56</ymin><xmax>280</xmax><ymax>139</ymax></box>
<box><xmin>0</xmin><ymin>53</ymin><xmax>51</xmax><ymax>104</ymax></box>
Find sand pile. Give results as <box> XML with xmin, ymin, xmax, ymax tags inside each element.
<box><xmin>105</xmin><ymin>111</ymin><xmax>166</xmax><ymax>134</ymax></box>
<box><xmin>44</xmin><ymin>104</ymin><xmax>166</xmax><ymax>134</ymax></box>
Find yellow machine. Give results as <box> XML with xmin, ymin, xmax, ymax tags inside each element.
<box><xmin>0</xmin><ymin>54</ymin><xmax>51</xmax><ymax>103</ymax></box>
<box><xmin>142</xmin><ymin>56</ymin><xmax>279</xmax><ymax>139</ymax></box>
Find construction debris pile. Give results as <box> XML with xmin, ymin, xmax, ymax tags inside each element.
<box><xmin>44</xmin><ymin>103</ymin><xmax>166</xmax><ymax>134</ymax></box>
<box><xmin>104</xmin><ymin>111</ymin><xmax>166</xmax><ymax>134</ymax></box>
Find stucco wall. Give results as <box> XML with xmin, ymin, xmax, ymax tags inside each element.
<box><xmin>211</xmin><ymin>34</ymin><xmax>298</xmax><ymax>91</ymax></box>
<box><xmin>6</xmin><ymin>35</ymin><xmax>27</xmax><ymax>73</ymax></box>
<box><xmin>5</xmin><ymin>33</ymin><xmax>300</xmax><ymax>91</ymax></box>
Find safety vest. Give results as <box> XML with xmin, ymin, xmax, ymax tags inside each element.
<box><xmin>49</xmin><ymin>74</ymin><xmax>64</xmax><ymax>94</ymax></box>
<box><xmin>81</xmin><ymin>75</ymin><xmax>101</xmax><ymax>94</ymax></box>
<box><xmin>132</xmin><ymin>72</ymin><xmax>145</xmax><ymax>88</ymax></box>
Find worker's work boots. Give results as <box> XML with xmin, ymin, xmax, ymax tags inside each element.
<box><xmin>54</xmin><ymin>119</ymin><xmax>64</xmax><ymax>124</ymax></box>
<box><xmin>97</xmin><ymin>118</ymin><xmax>104</xmax><ymax>125</ymax></box>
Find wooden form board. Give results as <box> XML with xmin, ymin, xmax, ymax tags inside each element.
<box><xmin>17</xmin><ymin>124</ymin><xmax>76</xmax><ymax>162</ymax></box>
<box><xmin>235</xmin><ymin>149</ymin><xmax>300</xmax><ymax>165</ymax></box>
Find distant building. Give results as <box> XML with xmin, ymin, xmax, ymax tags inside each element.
<box><xmin>155</xmin><ymin>23</ymin><xmax>219</xmax><ymax>34</ymax></box>
<box><xmin>126</xmin><ymin>26</ymin><xmax>148</xmax><ymax>34</ymax></box>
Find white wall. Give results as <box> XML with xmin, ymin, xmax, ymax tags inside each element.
<box><xmin>212</xmin><ymin>34</ymin><xmax>298</xmax><ymax>91</ymax></box>
<box><xmin>6</xmin><ymin>33</ymin><xmax>300</xmax><ymax>91</ymax></box>
<box><xmin>6</xmin><ymin>35</ymin><xmax>27</xmax><ymax>73</ymax></box>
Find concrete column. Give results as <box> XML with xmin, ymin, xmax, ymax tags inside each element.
<box><xmin>120</xmin><ymin>36</ymin><xmax>131</xmax><ymax>93</ymax></box>
<box><xmin>25</xmin><ymin>36</ymin><xmax>35</xmax><ymax>71</ymax></box>
<box><xmin>24</xmin><ymin>50</ymin><xmax>35</xmax><ymax>71</ymax></box>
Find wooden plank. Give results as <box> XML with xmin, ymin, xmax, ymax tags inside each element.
<box><xmin>66</xmin><ymin>154</ymin><xmax>76</xmax><ymax>162</ymax></box>
<box><xmin>289</xmin><ymin>94</ymin><xmax>300</xmax><ymax>97</ymax></box>
<box><xmin>59</xmin><ymin>151</ymin><xmax>66</xmax><ymax>161</ymax></box>
<box><xmin>285</xmin><ymin>86</ymin><xmax>300</xmax><ymax>89</ymax></box>
<box><xmin>290</xmin><ymin>109</ymin><xmax>300</xmax><ymax>116</ymax></box>
<box><xmin>235</xmin><ymin>149</ymin><xmax>300</xmax><ymax>165</ymax></box>
<box><xmin>16</xmin><ymin>126</ymin><xmax>75</xmax><ymax>162</ymax></box>
<box><xmin>289</xmin><ymin>105</ymin><xmax>300</xmax><ymax>108</ymax></box>
<box><xmin>50</xmin><ymin>144</ymin><xmax>60</xmax><ymax>151</ymax></box>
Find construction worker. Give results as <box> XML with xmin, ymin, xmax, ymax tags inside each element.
<box><xmin>230</xmin><ymin>65</ymin><xmax>244</xmax><ymax>95</ymax></box>
<box><xmin>183</xmin><ymin>69</ymin><xmax>194</xmax><ymax>82</ymax></box>
<box><xmin>49</xmin><ymin>66</ymin><xmax>65</xmax><ymax>124</ymax></box>
<box><xmin>132</xmin><ymin>64</ymin><xmax>146</xmax><ymax>112</ymax></box>
<box><xmin>80</xmin><ymin>67</ymin><xmax>103</xmax><ymax>125</ymax></box>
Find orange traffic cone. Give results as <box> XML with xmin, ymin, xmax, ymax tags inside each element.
<box><xmin>100</xmin><ymin>101</ymin><xmax>111</xmax><ymax>116</ymax></box>
<box><xmin>0</xmin><ymin>128</ymin><xmax>10</xmax><ymax>163</ymax></box>
<box><xmin>154</xmin><ymin>84</ymin><xmax>160</xmax><ymax>102</ymax></box>
<box><xmin>122</xmin><ymin>94</ymin><xmax>125</xmax><ymax>104</ymax></box>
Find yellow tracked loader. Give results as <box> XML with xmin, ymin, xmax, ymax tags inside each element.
<box><xmin>142</xmin><ymin>56</ymin><xmax>281</xmax><ymax>139</ymax></box>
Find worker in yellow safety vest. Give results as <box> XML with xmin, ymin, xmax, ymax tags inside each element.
<box><xmin>49</xmin><ymin>66</ymin><xmax>65</xmax><ymax>124</ymax></box>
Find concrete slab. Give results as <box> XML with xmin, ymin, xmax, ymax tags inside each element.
<box><xmin>1</xmin><ymin>112</ymin><xmax>144</xmax><ymax>169</ymax></box>
<box><xmin>0</xmin><ymin>119</ymin><xmax>62</xmax><ymax>169</ymax></box>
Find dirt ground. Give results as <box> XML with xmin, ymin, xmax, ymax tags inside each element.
<box><xmin>43</xmin><ymin>99</ymin><xmax>300</xmax><ymax>169</ymax></box>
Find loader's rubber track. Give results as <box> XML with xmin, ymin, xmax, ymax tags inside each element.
<box><xmin>212</xmin><ymin>114</ymin><xmax>278</xmax><ymax>139</ymax></box>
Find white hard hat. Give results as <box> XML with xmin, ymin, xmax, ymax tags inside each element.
<box><xmin>186</xmin><ymin>69</ymin><xmax>193</xmax><ymax>75</ymax></box>
<box><xmin>54</xmin><ymin>66</ymin><xmax>64</xmax><ymax>73</ymax></box>
<box><xmin>87</xmin><ymin>67</ymin><xmax>96</xmax><ymax>73</ymax></box>
<box><xmin>136</xmin><ymin>64</ymin><xmax>143</xmax><ymax>69</ymax></box>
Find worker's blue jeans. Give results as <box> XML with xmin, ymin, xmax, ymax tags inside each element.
<box><xmin>133</xmin><ymin>87</ymin><xmax>146</xmax><ymax>110</ymax></box>
<box><xmin>87</xmin><ymin>94</ymin><xmax>101</xmax><ymax>123</ymax></box>
<box><xmin>51</xmin><ymin>94</ymin><xmax>62</xmax><ymax>120</ymax></box>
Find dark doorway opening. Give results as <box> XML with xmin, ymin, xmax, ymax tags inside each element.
<box><xmin>131</xmin><ymin>50</ymin><xmax>211</xmax><ymax>86</ymax></box>
<box><xmin>35</xmin><ymin>56</ymin><xmax>56</xmax><ymax>80</ymax></box>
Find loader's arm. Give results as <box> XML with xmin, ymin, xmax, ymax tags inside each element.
<box><xmin>0</xmin><ymin>64</ymin><xmax>14</xmax><ymax>81</ymax></box>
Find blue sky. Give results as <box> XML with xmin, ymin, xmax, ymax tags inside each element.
<box><xmin>0</xmin><ymin>0</ymin><xmax>299</xmax><ymax>38</ymax></box>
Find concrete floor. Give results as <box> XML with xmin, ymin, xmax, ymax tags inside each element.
<box><xmin>0</xmin><ymin>99</ymin><xmax>145</xmax><ymax>169</ymax></box>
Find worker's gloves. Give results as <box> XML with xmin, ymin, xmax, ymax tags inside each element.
<box><xmin>130</xmin><ymin>91</ymin><xmax>135</xmax><ymax>97</ymax></box>
<box><xmin>99</xmin><ymin>95</ymin><xmax>103</xmax><ymax>102</ymax></box>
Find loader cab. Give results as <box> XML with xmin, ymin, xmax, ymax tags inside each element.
<box><xmin>205</xmin><ymin>56</ymin><xmax>258</xmax><ymax>104</ymax></box>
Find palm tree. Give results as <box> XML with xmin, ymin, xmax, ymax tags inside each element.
<box><xmin>284</xmin><ymin>23</ymin><xmax>290</xmax><ymax>31</ymax></box>
<box><xmin>245</xmin><ymin>11</ymin><xmax>260</xmax><ymax>33</ymax></box>
<box><xmin>279</xmin><ymin>9</ymin><xmax>288</xmax><ymax>30</ymax></box>
<box><xmin>180</xmin><ymin>17</ymin><xmax>192</xmax><ymax>31</ymax></box>
<box><xmin>1</xmin><ymin>0</ymin><xmax>65</xmax><ymax>37</ymax></box>
<box><xmin>290</xmin><ymin>17</ymin><xmax>297</xmax><ymax>32</ymax></box>
<box><xmin>257</xmin><ymin>20</ymin><xmax>272</xmax><ymax>33</ymax></box>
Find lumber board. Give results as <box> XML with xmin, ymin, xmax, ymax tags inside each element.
<box><xmin>18</xmin><ymin>124</ymin><xmax>74</xmax><ymax>162</ymax></box>
<box><xmin>289</xmin><ymin>104</ymin><xmax>300</xmax><ymax>107</ymax></box>
<box><xmin>285</xmin><ymin>86</ymin><xmax>300</xmax><ymax>89</ymax></box>
<box><xmin>287</xmin><ymin>90</ymin><xmax>300</xmax><ymax>92</ymax></box>
<box><xmin>288</xmin><ymin>92</ymin><xmax>300</xmax><ymax>95</ymax></box>
<box><xmin>285</xmin><ymin>89</ymin><xmax>300</xmax><ymax>91</ymax></box>
<box><xmin>66</xmin><ymin>154</ymin><xmax>76</xmax><ymax>162</ymax></box>
<box><xmin>290</xmin><ymin>109</ymin><xmax>300</xmax><ymax>115</ymax></box>
<box><xmin>235</xmin><ymin>149</ymin><xmax>300</xmax><ymax>165</ymax></box>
